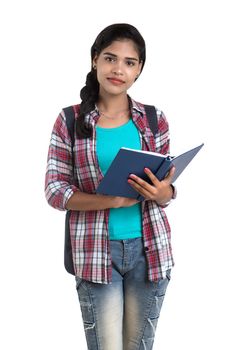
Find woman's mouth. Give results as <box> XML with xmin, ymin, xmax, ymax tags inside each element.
<box><xmin>107</xmin><ymin>77</ymin><xmax>125</xmax><ymax>85</ymax></box>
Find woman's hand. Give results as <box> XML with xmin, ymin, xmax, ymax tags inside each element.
<box><xmin>127</xmin><ymin>166</ymin><xmax>176</xmax><ymax>206</ymax></box>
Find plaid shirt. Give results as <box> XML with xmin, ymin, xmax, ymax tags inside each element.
<box><xmin>45</xmin><ymin>97</ymin><xmax>174</xmax><ymax>284</ymax></box>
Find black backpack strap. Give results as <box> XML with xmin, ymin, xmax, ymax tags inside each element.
<box><xmin>64</xmin><ymin>210</ymin><xmax>75</xmax><ymax>275</ymax></box>
<box><xmin>63</xmin><ymin>105</ymin><xmax>76</xmax><ymax>177</ymax></box>
<box><xmin>63</xmin><ymin>106</ymin><xmax>76</xmax><ymax>147</ymax></box>
<box><xmin>144</xmin><ymin>104</ymin><xmax>158</xmax><ymax>137</ymax></box>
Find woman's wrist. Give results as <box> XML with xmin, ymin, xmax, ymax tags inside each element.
<box><xmin>157</xmin><ymin>184</ymin><xmax>177</xmax><ymax>207</ymax></box>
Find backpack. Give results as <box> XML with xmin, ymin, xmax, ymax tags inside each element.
<box><xmin>63</xmin><ymin>104</ymin><xmax>158</xmax><ymax>275</ymax></box>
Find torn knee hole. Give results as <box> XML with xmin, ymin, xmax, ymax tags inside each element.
<box><xmin>84</xmin><ymin>322</ymin><xmax>95</xmax><ymax>331</ymax></box>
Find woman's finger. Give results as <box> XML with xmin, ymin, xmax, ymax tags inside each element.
<box><xmin>143</xmin><ymin>167</ymin><xmax>160</xmax><ymax>186</ymax></box>
<box><xmin>164</xmin><ymin>166</ymin><xmax>176</xmax><ymax>183</ymax></box>
<box><xmin>128</xmin><ymin>175</ymin><xmax>156</xmax><ymax>199</ymax></box>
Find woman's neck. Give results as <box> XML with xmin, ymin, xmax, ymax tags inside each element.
<box><xmin>96</xmin><ymin>93</ymin><xmax>131</xmax><ymax>128</ymax></box>
<box><xmin>97</xmin><ymin>93</ymin><xmax>129</xmax><ymax>116</ymax></box>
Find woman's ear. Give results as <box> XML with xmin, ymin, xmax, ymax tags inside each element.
<box><xmin>135</xmin><ymin>62</ymin><xmax>143</xmax><ymax>81</ymax></box>
<box><xmin>138</xmin><ymin>61</ymin><xmax>143</xmax><ymax>75</ymax></box>
<box><xmin>92</xmin><ymin>55</ymin><xmax>98</xmax><ymax>70</ymax></box>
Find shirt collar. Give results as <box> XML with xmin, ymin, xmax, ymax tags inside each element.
<box><xmin>129</xmin><ymin>96</ymin><xmax>145</xmax><ymax>115</ymax></box>
<box><xmin>87</xmin><ymin>95</ymin><xmax>145</xmax><ymax>125</ymax></box>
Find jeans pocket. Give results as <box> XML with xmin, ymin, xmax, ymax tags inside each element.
<box><xmin>155</xmin><ymin>269</ymin><xmax>171</xmax><ymax>297</ymax></box>
<box><xmin>150</xmin><ymin>270</ymin><xmax>171</xmax><ymax>321</ymax></box>
<box><xmin>75</xmin><ymin>276</ymin><xmax>83</xmax><ymax>290</ymax></box>
<box><xmin>166</xmin><ymin>268</ymin><xmax>171</xmax><ymax>281</ymax></box>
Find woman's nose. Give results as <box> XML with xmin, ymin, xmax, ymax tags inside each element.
<box><xmin>111</xmin><ymin>61</ymin><xmax>124</xmax><ymax>75</ymax></box>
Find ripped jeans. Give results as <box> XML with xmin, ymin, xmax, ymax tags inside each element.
<box><xmin>75</xmin><ymin>238</ymin><xmax>171</xmax><ymax>350</ymax></box>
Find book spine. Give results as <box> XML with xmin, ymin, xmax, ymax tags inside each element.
<box><xmin>155</xmin><ymin>158</ymin><xmax>172</xmax><ymax>180</ymax></box>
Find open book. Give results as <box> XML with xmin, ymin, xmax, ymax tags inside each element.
<box><xmin>96</xmin><ymin>143</ymin><xmax>204</xmax><ymax>200</ymax></box>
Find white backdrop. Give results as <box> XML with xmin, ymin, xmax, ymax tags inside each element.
<box><xmin>1</xmin><ymin>0</ymin><xmax>233</xmax><ymax>349</ymax></box>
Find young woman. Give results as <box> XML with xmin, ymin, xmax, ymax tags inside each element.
<box><xmin>45</xmin><ymin>23</ymin><xmax>176</xmax><ymax>350</ymax></box>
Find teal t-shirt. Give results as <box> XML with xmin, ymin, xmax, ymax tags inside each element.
<box><xmin>96</xmin><ymin>119</ymin><xmax>142</xmax><ymax>240</ymax></box>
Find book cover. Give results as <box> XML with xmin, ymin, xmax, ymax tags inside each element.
<box><xmin>96</xmin><ymin>143</ymin><xmax>204</xmax><ymax>199</ymax></box>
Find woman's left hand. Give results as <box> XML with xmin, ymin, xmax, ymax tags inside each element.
<box><xmin>128</xmin><ymin>166</ymin><xmax>175</xmax><ymax>205</ymax></box>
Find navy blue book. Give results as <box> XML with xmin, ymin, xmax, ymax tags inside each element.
<box><xmin>96</xmin><ymin>143</ymin><xmax>204</xmax><ymax>200</ymax></box>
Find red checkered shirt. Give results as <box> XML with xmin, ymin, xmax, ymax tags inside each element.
<box><xmin>45</xmin><ymin>97</ymin><xmax>174</xmax><ymax>284</ymax></box>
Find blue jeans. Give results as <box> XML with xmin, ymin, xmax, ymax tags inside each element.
<box><xmin>75</xmin><ymin>238</ymin><xmax>171</xmax><ymax>350</ymax></box>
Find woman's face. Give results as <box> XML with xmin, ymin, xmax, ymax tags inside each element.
<box><xmin>93</xmin><ymin>39</ymin><xmax>142</xmax><ymax>97</ymax></box>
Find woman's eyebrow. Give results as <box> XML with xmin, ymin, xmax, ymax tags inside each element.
<box><xmin>103</xmin><ymin>52</ymin><xmax>139</xmax><ymax>61</ymax></box>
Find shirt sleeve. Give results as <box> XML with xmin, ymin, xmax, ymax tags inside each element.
<box><xmin>155</xmin><ymin>110</ymin><xmax>177</xmax><ymax>206</ymax></box>
<box><xmin>45</xmin><ymin>110</ymin><xmax>79</xmax><ymax>211</ymax></box>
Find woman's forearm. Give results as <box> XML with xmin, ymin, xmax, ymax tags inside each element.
<box><xmin>66</xmin><ymin>191</ymin><xmax>118</xmax><ymax>211</ymax></box>
<box><xmin>66</xmin><ymin>191</ymin><xmax>139</xmax><ymax>211</ymax></box>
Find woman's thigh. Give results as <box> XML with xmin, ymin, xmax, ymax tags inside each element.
<box><xmin>76</xmin><ymin>277</ymin><xmax>124</xmax><ymax>350</ymax></box>
<box><xmin>123</xmin><ymin>240</ymin><xmax>171</xmax><ymax>350</ymax></box>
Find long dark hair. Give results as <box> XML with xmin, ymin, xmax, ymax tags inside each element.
<box><xmin>76</xmin><ymin>23</ymin><xmax>146</xmax><ymax>138</ymax></box>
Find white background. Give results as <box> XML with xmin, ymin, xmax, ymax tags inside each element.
<box><xmin>1</xmin><ymin>0</ymin><xmax>233</xmax><ymax>349</ymax></box>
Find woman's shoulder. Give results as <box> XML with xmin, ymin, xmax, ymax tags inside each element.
<box><xmin>130</xmin><ymin>97</ymin><xmax>163</xmax><ymax>116</ymax></box>
<box><xmin>62</xmin><ymin>104</ymin><xmax>80</xmax><ymax>118</ymax></box>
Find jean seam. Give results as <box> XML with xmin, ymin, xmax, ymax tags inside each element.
<box><xmin>81</xmin><ymin>282</ymin><xmax>102</xmax><ymax>350</ymax></box>
<box><xmin>138</xmin><ymin>294</ymin><xmax>156</xmax><ymax>350</ymax></box>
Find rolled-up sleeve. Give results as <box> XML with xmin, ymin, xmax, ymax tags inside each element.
<box><xmin>45</xmin><ymin>111</ymin><xmax>79</xmax><ymax>210</ymax></box>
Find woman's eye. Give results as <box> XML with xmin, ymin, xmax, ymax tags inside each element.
<box><xmin>105</xmin><ymin>56</ymin><xmax>115</xmax><ymax>62</ymax></box>
<box><xmin>126</xmin><ymin>60</ymin><xmax>135</xmax><ymax>66</ymax></box>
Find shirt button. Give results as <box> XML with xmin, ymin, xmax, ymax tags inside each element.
<box><xmin>144</xmin><ymin>246</ymin><xmax>149</xmax><ymax>252</ymax></box>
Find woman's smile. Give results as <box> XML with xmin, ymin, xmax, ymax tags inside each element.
<box><xmin>107</xmin><ymin>77</ymin><xmax>125</xmax><ymax>85</ymax></box>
